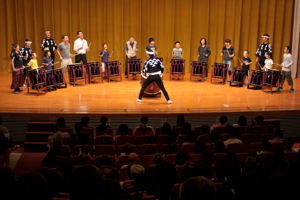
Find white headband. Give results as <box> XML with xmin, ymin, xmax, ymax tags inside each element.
<box><xmin>25</xmin><ymin>41</ymin><xmax>32</xmax><ymax>44</ymax></box>
<box><xmin>45</xmin><ymin>31</ymin><xmax>50</xmax><ymax>34</ymax></box>
<box><xmin>262</xmin><ymin>35</ymin><xmax>269</xmax><ymax>39</ymax></box>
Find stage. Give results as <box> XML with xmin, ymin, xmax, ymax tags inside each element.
<box><xmin>0</xmin><ymin>72</ymin><xmax>299</xmax><ymax>119</ymax></box>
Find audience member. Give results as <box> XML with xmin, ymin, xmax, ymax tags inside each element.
<box><xmin>269</xmin><ymin>128</ymin><xmax>283</xmax><ymax>144</ymax></box>
<box><xmin>223</xmin><ymin>126</ymin><xmax>242</xmax><ymax>147</ymax></box>
<box><xmin>210</xmin><ymin>115</ymin><xmax>227</xmax><ymax>133</ymax></box>
<box><xmin>133</xmin><ymin>116</ymin><xmax>154</xmax><ymax>140</ymax></box>
<box><xmin>118</xmin><ymin>124</ymin><xmax>129</xmax><ymax>135</ymax></box>
<box><xmin>180</xmin><ymin>176</ymin><xmax>216</xmax><ymax>200</ymax></box>
<box><xmin>233</xmin><ymin>115</ymin><xmax>247</xmax><ymax>127</ymax></box>
<box><xmin>69</xmin><ymin>166</ymin><xmax>104</xmax><ymax>200</ymax></box>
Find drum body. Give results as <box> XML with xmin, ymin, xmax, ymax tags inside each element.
<box><xmin>262</xmin><ymin>69</ymin><xmax>280</xmax><ymax>93</ymax></box>
<box><xmin>190</xmin><ymin>61</ymin><xmax>207</xmax><ymax>81</ymax></box>
<box><xmin>105</xmin><ymin>61</ymin><xmax>122</xmax><ymax>82</ymax></box>
<box><xmin>84</xmin><ymin>61</ymin><xmax>103</xmax><ymax>83</ymax></box>
<box><xmin>140</xmin><ymin>73</ymin><xmax>163</xmax><ymax>96</ymax></box>
<box><xmin>127</xmin><ymin>59</ymin><xmax>142</xmax><ymax>79</ymax></box>
<box><xmin>248</xmin><ymin>70</ymin><xmax>263</xmax><ymax>89</ymax></box>
<box><xmin>67</xmin><ymin>63</ymin><xmax>86</xmax><ymax>86</ymax></box>
<box><xmin>27</xmin><ymin>67</ymin><xmax>47</xmax><ymax>95</ymax></box>
<box><xmin>44</xmin><ymin>70</ymin><xmax>57</xmax><ymax>89</ymax></box>
<box><xmin>230</xmin><ymin>67</ymin><xmax>247</xmax><ymax>87</ymax></box>
<box><xmin>170</xmin><ymin>59</ymin><xmax>185</xmax><ymax>80</ymax></box>
<box><xmin>211</xmin><ymin>62</ymin><xmax>228</xmax><ymax>84</ymax></box>
<box><xmin>53</xmin><ymin>68</ymin><xmax>67</xmax><ymax>88</ymax></box>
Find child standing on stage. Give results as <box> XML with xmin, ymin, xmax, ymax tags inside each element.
<box><xmin>277</xmin><ymin>46</ymin><xmax>294</xmax><ymax>93</ymax></box>
<box><xmin>27</xmin><ymin>53</ymin><xmax>38</xmax><ymax>70</ymax></box>
<box><xmin>43</xmin><ymin>51</ymin><xmax>54</xmax><ymax>71</ymax></box>
<box><xmin>11</xmin><ymin>43</ymin><xmax>25</xmax><ymax>94</ymax></box>
<box><xmin>99</xmin><ymin>43</ymin><xmax>111</xmax><ymax>75</ymax></box>
<box><xmin>241</xmin><ymin>50</ymin><xmax>252</xmax><ymax>84</ymax></box>
<box><xmin>198</xmin><ymin>38</ymin><xmax>211</xmax><ymax>80</ymax></box>
<box><xmin>172</xmin><ymin>41</ymin><xmax>183</xmax><ymax>59</ymax></box>
<box><xmin>262</xmin><ymin>52</ymin><xmax>273</xmax><ymax>71</ymax></box>
<box><xmin>145</xmin><ymin>38</ymin><xmax>157</xmax><ymax>57</ymax></box>
<box><xmin>221</xmin><ymin>39</ymin><xmax>236</xmax><ymax>82</ymax></box>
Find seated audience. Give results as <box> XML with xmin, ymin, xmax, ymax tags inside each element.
<box><xmin>180</xmin><ymin>176</ymin><xmax>216</xmax><ymax>200</ymax></box>
<box><xmin>269</xmin><ymin>128</ymin><xmax>284</xmax><ymax>144</ymax></box>
<box><xmin>210</xmin><ymin>115</ymin><xmax>227</xmax><ymax>133</ymax></box>
<box><xmin>69</xmin><ymin>166</ymin><xmax>104</xmax><ymax>200</ymax></box>
<box><xmin>223</xmin><ymin>126</ymin><xmax>242</xmax><ymax>147</ymax></box>
<box><xmin>133</xmin><ymin>116</ymin><xmax>154</xmax><ymax>139</ymax></box>
<box><xmin>233</xmin><ymin>115</ymin><xmax>247</xmax><ymax>127</ymax></box>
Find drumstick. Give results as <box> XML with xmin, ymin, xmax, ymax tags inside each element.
<box><xmin>258</xmin><ymin>62</ymin><xmax>262</xmax><ymax>69</ymax></box>
<box><xmin>53</xmin><ymin>61</ymin><xmax>60</xmax><ymax>66</ymax></box>
<box><xmin>273</xmin><ymin>63</ymin><xmax>282</xmax><ymax>67</ymax></box>
<box><xmin>88</xmin><ymin>42</ymin><xmax>91</xmax><ymax>49</ymax></box>
<box><xmin>47</xmin><ymin>60</ymin><xmax>53</xmax><ymax>65</ymax></box>
<box><xmin>110</xmin><ymin>51</ymin><xmax>113</xmax><ymax>57</ymax></box>
<box><xmin>237</xmin><ymin>57</ymin><xmax>243</xmax><ymax>64</ymax></box>
<box><xmin>227</xmin><ymin>49</ymin><xmax>231</xmax><ymax>56</ymax></box>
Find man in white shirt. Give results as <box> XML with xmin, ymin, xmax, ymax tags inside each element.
<box><xmin>277</xmin><ymin>46</ymin><xmax>294</xmax><ymax>93</ymax></box>
<box><xmin>223</xmin><ymin>126</ymin><xmax>243</xmax><ymax>147</ymax></box>
<box><xmin>73</xmin><ymin>30</ymin><xmax>90</xmax><ymax>64</ymax></box>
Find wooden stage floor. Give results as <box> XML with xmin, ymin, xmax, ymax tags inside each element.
<box><xmin>0</xmin><ymin>72</ymin><xmax>299</xmax><ymax>118</ymax></box>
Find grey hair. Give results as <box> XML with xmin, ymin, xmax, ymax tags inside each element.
<box><xmin>129</xmin><ymin>37</ymin><xmax>135</xmax><ymax>41</ymax></box>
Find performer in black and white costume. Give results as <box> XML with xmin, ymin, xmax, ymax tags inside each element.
<box><xmin>255</xmin><ymin>34</ymin><xmax>272</xmax><ymax>70</ymax></box>
<box><xmin>137</xmin><ymin>51</ymin><xmax>173</xmax><ymax>104</ymax></box>
<box><xmin>40</xmin><ymin>30</ymin><xmax>57</xmax><ymax>68</ymax></box>
<box><xmin>20</xmin><ymin>39</ymin><xmax>32</xmax><ymax>83</ymax></box>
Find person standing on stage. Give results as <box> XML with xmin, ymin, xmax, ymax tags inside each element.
<box><xmin>99</xmin><ymin>43</ymin><xmax>111</xmax><ymax>76</ymax></box>
<box><xmin>241</xmin><ymin>50</ymin><xmax>252</xmax><ymax>84</ymax></box>
<box><xmin>261</xmin><ymin>52</ymin><xmax>273</xmax><ymax>72</ymax></box>
<box><xmin>74</xmin><ymin>30</ymin><xmax>90</xmax><ymax>64</ymax></box>
<box><xmin>172</xmin><ymin>41</ymin><xmax>183</xmax><ymax>59</ymax></box>
<box><xmin>137</xmin><ymin>51</ymin><xmax>173</xmax><ymax>104</ymax></box>
<box><xmin>255</xmin><ymin>34</ymin><xmax>272</xmax><ymax>70</ymax></box>
<box><xmin>20</xmin><ymin>39</ymin><xmax>32</xmax><ymax>84</ymax></box>
<box><xmin>10</xmin><ymin>44</ymin><xmax>25</xmax><ymax>94</ymax></box>
<box><xmin>27</xmin><ymin>53</ymin><xmax>38</xmax><ymax>70</ymax></box>
<box><xmin>145</xmin><ymin>38</ymin><xmax>157</xmax><ymax>58</ymax></box>
<box><xmin>197</xmin><ymin>38</ymin><xmax>211</xmax><ymax>80</ymax></box>
<box><xmin>277</xmin><ymin>46</ymin><xmax>294</xmax><ymax>93</ymax></box>
<box><xmin>57</xmin><ymin>35</ymin><xmax>74</xmax><ymax>74</ymax></box>
<box><xmin>40</xmin><ymin>30</ymin><xmax>57</xmax><ymax>68</ymax></box>
<box><xmin>42</xmin><ymin>51</ymin><xmax>54</xmax><ymax>71</ymax></box>
<box><xmin>221</xmin><ymin>39</ymin><xmax>236</xmax><ymax>82</ymax></box>
<box><xmin>125</xmin><ymin>37</ymin><xmax>139</xmax><ymax>78</ymax></box>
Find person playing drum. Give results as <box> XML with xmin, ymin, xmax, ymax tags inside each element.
<box><xmin>241</xmin><ymin>50</ymin><xmax>252</xmax><ymax>84</ymax></box>
<box><xmin>277</xmin><ymin>46</ymin><xmax>294</xmax><ymax>93</ymax></box>
<box><xmin>261</xmin><ymin>52</ymin><xmax>273</xmax><ymax>71</ymax></box>
<box><xmin>137</xmin><ymin>51</ymin><xmax>173</xmax><ymax>104</ymax></box>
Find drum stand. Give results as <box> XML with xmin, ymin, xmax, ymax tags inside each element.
<box><xmin>190</xmin><ymin>61</ymin><xmax>206</xmax><ymax>82</ymax></box>
<box><xmin>262</xmin><ymin>70</ymin><xmax>280</xmax><ymax>94</ymax></box>
<box><xmin>229</xmin><ymin>68</ymin><xmax>246</xmax><ymax>87</ymax></box>
<box><xmin>211</xmin><ymin>62</ymin><xmax>228</xmax><ymax>84</ymax></box>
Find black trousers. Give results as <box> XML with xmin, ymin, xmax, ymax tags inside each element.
<box><xmin>125</xmin><ymin>56</ymin><xmax>136</xmax><ymax>75</ymax></box>
<box><xmin>258</xmin><ymin>60</ymin><xmax>265</xmax><ymax>71</ymax></box>
<box><xmin>75</xmin><ymin>54</ymin><xmax>87</xmax><ymax>64</ymax></box>
<box><xmin>138</xmin><ymin>75</ymin><xmax>170</xmax><ymax>100</ymax></box>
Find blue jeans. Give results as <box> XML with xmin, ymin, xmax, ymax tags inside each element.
<box><xmin>223</xmin><ymin>59</ymin><xmax>232</xmax><ymax>71</ymax></box>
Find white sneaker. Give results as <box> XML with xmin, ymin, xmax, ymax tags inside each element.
<box><xmin>137</xmin><ymin>99</ymin><xmax>142</xmax><ymax>102</ymax></box>
<box><xmin>167</xmin><ymin>100</ymin><xmax>173</xmax><ymax>104</ymax></box>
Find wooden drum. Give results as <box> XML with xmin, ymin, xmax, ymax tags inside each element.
<box><xmin>140</xmin><ymin>73</ymin><xmax>163</xmax><ymax>97</ymax></box>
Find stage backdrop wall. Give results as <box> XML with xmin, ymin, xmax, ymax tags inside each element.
<box><xmin>0</xmin><ymin>0</ymin><xmax>295</xmax><ymax>73</ymax></box>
